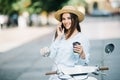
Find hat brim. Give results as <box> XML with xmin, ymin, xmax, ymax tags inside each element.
<box><xmin>55</xmin><ymin>9</ymin><xmax>84</xmax><ymax>22</ymax></box>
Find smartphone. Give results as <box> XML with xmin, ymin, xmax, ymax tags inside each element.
<box><xmin>61</xmin><ymin>23</ymin><xmax>66</xmax><ymax>32</ymax></box>
<box><xmin>59</xmin><ymin>23</ymin><xmax>65</xmax><ymax>32</ymax></box>
<box><xmin>61</xmin><ymin>23</ymin><xmax>65</xmax><ymax>29</ymax></box>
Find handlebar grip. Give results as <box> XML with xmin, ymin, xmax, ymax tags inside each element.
<box><xmin>45</xmin><ymin>71</ymin><xmax>57</xmax><ymax>75</ymax></box>
<box><xmin>99</xmin><ymin>67</ymin><xmax>109</xmax><ymax>71</ymax></box>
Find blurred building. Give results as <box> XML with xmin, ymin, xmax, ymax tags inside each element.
<box><xmin>85</xmin><ymin>0</ymin><xmax>120</xmax><ymax>16</ymax></box>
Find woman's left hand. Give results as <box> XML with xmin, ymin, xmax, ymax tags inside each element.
<box><xmin>73</xmin><ymin>44</ymin><xmax>86</xmax><ymax>59</ymax></box>
<box><xmin>40</xmin><ymin>47</ymin><xmax>50</xmax><ymax>57</ymax></box>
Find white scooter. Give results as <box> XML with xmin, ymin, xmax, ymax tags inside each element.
<box><xmin>44</xmin><ymin>43</ymin><xmax>114</xmax><ymax>80</ymax></box>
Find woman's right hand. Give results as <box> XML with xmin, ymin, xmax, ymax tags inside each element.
<box><xmin>56</xmin><ymin>23</ymin><xmax>64</xmax><ymax>40</ymax></box>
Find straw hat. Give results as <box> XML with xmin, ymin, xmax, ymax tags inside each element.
<box><xmin>54</xmin><ymin>6</ymin><xmax>84</xmax><ymax>22</ymax></box>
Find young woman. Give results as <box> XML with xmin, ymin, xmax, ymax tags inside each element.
<box><xmin>40</xmin><ymin>6</ymin><xmax>90</xmax><ymax>80</ymax></box>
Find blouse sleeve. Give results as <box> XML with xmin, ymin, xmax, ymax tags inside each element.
<box><xmin>78</xmin><ymin>36</ymin><xmax>90</xmax><ymax>65</ymax></box>
<box><xmin>49</xmin><ymin>39</ymin><xmax>60</xmax><ymax>59</ymax></box>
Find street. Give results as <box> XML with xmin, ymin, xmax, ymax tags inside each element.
<box><xmin>0</xmin><ymin>32</ymin><xmax>54</xmax><ymax>80</ymax></box>
<box><xmin>0</xmin><ymin>16</ymin><xmax>120</xmax><ymax>80</ymax></box>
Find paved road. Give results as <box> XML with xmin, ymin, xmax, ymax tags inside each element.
<box><xmin>0</xmin><ymin>16</ymin><xmax>120</xmax><ymax>80</ymax></box>
<box><xmin>0</xmin><ymin>32</ymin><xmax>54</xmax><ymax>80</ymax></box>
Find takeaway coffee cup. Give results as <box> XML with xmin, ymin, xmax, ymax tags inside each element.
<box><xmin>73</xmin><ymin>42</ymin><xmax>81</xmax><ymax>53</ymax></box>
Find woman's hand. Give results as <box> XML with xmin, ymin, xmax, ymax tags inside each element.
<box><xmin>56</xmin><ymin>23</ymin><xmax>64</xmax><ymax>40</ymax></box>
<box><xmin>73</xmin><ymin>44</ymin><xmax>86</xmax><ymax>59</ymax></box>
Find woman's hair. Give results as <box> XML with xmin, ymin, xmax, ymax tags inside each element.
<box><xmin>55</xmin><ymin>13</ymin><xmax>81</xmax><ymax>40</ymax></box>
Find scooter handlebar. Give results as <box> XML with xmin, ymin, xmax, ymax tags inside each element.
<box><xmin>45</xmin><ymin>71</ymin><xmax>57</xmax><ymax>75</ymax></box>
<box><xmin>45</xmin><ymin>66</ymin><xmax>109</xmax><ymax>75</ymax></box>
<box><xmin>99</xmin><ymin>67</ymin><xmax>109</xmax><ymax>71</ymax></box>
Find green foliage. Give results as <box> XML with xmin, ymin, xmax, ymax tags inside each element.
<box><xmin>12</xmin><ymin>0</ymin><xmax>31</xmax><ymax>14</ymax></box>
<box><xmin>29</xmin><ymin>0</ymin><xmax>69</xmax><ymax>14</ymax></box>
<box><xmin>0</xmin><ymin>0</ymin><xmax>16</xmax><ymax>15</ymax></box>
<box><xmin>0</xmin><ymin>0</ymin><xmax>87</xmax><ymax>15</ymax></box>
<box><xmin>66</xmin><ymin>0</ymin><xmax>87</xmax><ymax>7</ymax></box>
<box><xmin>39</xmin><ymin>0</ymin><xmax>69</xmax><ymax>12</ymax></box>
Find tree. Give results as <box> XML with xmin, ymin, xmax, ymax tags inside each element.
<box><xmin>39</xmin><ymin>0</ymin><xmax>69</xmax><ymax>13</ymax></box>
<box><xmin>0</xmin><ymin>0</ymin><xmax>17</xmax><ymax>15</ymax></box>
<box><xmin>66</xmin><ymin>0</ymin><xmax>87</xmax><ymax>7</ymax></box>
<box><xmin>0</xmin><ymin>0</ymin><xmax>69</xmax><ymax>15</ymax></box>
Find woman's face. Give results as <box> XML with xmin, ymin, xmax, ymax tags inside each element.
<box><xmin>62</xmin><ymin>13</ymin><xmax>72</xmax><ymax>30</ymax></box>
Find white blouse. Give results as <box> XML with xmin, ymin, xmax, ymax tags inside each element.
<box><xmin>49</xmin><ymin>32</ymin><xmax>90</xmax><ymax>67</ymax></box>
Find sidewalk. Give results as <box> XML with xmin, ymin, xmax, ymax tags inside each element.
<box><xmin>0</xmin><ymin>26</ymin><xmax>55</xmax><ymax>52</ymax></box>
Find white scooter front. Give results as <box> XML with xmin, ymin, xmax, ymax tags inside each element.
<box><xmin>45</xmin><ymin>64</ymin><xmax>109</xmax><ymax>80</ymax></box>
<box><xmin>58</xmin><ymin>65</ymin><xmax>98</xmax><ymax>80</ymax></box>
